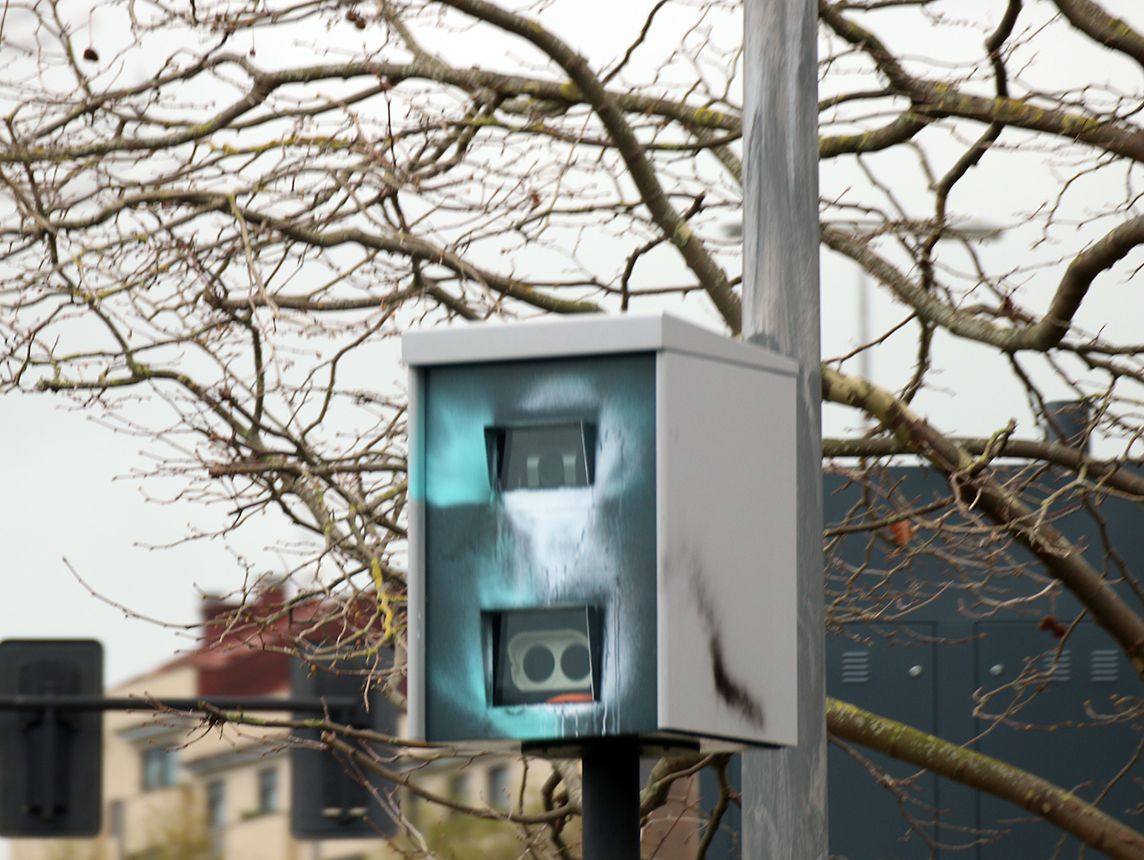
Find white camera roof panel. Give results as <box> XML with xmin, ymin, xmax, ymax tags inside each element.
<box><xmin>401</xmin><ymin>313</ymin><xmax>798</xmax><ymax>375</ymax></box>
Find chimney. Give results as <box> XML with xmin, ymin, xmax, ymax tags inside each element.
<box><xmin>253</xmin><ymin>577</ymin><xmax>287</xmax><ymax>619</ymax></box>
<box><xmin>200</xmin><ymin>594</ymin><xmax>237</xmax><ymax>646</ymax></box>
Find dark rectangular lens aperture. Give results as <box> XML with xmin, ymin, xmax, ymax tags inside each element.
<box><xmin>486</xmin><ymin>422</ymin><xmax>594</xmax><ymax>491</ymax></box>
<box><xmin>485</xmin><ymin>607</ymin><xmax>599</xmax><ymax>706</ymax></box>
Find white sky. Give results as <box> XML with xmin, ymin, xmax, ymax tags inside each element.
<box><xmin>1</xmin><ymin>394</ymin><xmax>248</xmax><ymax>681</ymax></box>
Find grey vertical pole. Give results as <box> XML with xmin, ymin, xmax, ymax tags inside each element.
<box><xmin>741</xmin><ymin>1</ymin><xmax>827</xmax><ymax>859</ymax></box>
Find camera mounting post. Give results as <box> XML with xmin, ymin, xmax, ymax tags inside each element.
<box><xmin>403</xmin><ymin>313</ymin><xmax>800</xmax><ymax>855</ymax></box>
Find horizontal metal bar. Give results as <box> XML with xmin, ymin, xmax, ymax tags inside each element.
<box><xmin>0</xmin><ymin>696</ymin><xmax>356</xmax><ymax>714</ymax></box>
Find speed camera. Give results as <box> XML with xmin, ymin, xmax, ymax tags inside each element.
<box><xmin>403</xmin><ymin>313</ymin><xmax>797</xmax><ymax>750</ymax></box>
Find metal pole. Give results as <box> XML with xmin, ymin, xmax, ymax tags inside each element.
<box><xmin>0</xmin><ymin>696</ymin><xmax>355</xmax><ymax>713</ymax></box>
<box><xmin>581</xmin><ymin>740</ymin><xmax>640</xmax><ymax>860</ymax></box>
<box><xmin>742</xmin><ymin>0</ymin><xmax>827</xmax><ymax>858</ymax></box>
<box><xmin>858</xmin><ymin>271</ymin><xmax>872</xmax><ymax>387</ymax></box>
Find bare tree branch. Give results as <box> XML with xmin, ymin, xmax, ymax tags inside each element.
<box><xmin>1052</xmin><ymin>0</ymin><xmax>1144</xmax><ymax>68</ymax></box>
<box><xmin>828</xmin><ymin>697</ymin><xmax>1144</xmax><ymax>860</ymax></box>
<box><xmin>823</xmin><ymin>365</ymin><xmax>1144</xmax><ymax>677</ymax></box>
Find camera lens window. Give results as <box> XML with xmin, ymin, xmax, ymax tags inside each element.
<box><xmin>522</xmin><ymin>645</ymin><xmax>556</xmax><ymax>684</ymax></box>
<box><xmin>561</xmin><ymin>644</ymin><xmax>591</xmax><ymax>682</ymax></box>
<box><xmin>536</xmin><ymin>450</ymin><xmax>568</xmax><ymax>488</ymax></box>
<box><xmin>485</xmin><ymin>606</ymin><xmax>599</xmax><ymax>706</ymax></box>
<box><xmin>485</xmin><ymin>422</ymin><xmax>595</xmax><ymax>491</ymax></box>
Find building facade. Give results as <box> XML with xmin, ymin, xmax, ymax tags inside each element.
<box><xmin>9</xmin><ymin>587</ymin><xmax>393</xmax><ymax>860</ymax></box>
<box><xmin>7</xmin><ymin>587</ymin><xmax>708</xmax><ymax>860</ymax></box>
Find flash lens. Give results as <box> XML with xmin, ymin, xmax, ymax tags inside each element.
<box><xmin>506</xmin><ymin>629</ymin><xmax>593</xmax><ymax>693</ymax></box>
<box><xmin>561</xmin><ymin>644</ymin><xmax>591</xmax><ymax>682</ymax></box>
<box><xmin>487</xmin><ymin>606</ymin><xmax>599</xmax><ymax>706</ymax></box>
<box><xmin>523</xmin><ymin>645</ymin><xmax>556</xmax><ymax>683</ymax></box>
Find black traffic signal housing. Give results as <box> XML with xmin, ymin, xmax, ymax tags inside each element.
<box><xmin>0</xmin><ymin>638</ymin><xmax>400</xmax><ymax>840</ymax></box>
<box><xmin>289</xmin><ymin>654</ymin><xmax>399</xmax><ymax>839</ymax></box>
<box><xmin>0</xmin><ymin>640</ymin><xmax>103</xmax><ymax>837</ymax></box>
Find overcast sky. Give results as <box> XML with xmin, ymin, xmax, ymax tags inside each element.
<box><xmin>1</xmin><ymin>394</ymin><xmax>250</xmax><ymax>680</ymax></box>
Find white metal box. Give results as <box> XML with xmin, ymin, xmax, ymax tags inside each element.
<box><xmin>404</xmin><ymin>313</ymin><xmax>797</xmax><ymax>749</ymax></box>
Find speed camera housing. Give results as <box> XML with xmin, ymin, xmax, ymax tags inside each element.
<box><xmin>403</xmin><ymin>314</ymin><xmax>797</xmax><ymax>750</ymax></box>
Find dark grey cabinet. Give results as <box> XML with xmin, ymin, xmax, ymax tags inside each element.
<box><xmin>827</xmin><ymin>625</ymin><xmax>937</xmax><ymax>860</ymax></box>
<box><xmin>705</xmin><ymin>467</ymin><xmax>1143</xmax><ymax>859</ymax></box>
<box><xmin>972</xmin><ymin>622</ymin><xmax>1139</xmax><ymax>859</ymax></box>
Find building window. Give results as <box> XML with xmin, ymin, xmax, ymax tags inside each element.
<box><xmin>487</xmin><ymin>765</ymin><xmax>511</xmax><ymax>811</ymax></box>
<box><xmin>257</xmin><ymin>767</ymin><xmax>279</xmax><ymax>814</ymax></box>
<box><xmin>206</xmin><ymin>780</ymin><xmax>226</xmax><ymax>831</ymax></box>
<box><xmin>448</xmin><ymin>771</ymin><xmax>469</xmax><ymax>802</ymax></box>
<box><xmin>108</xmin><ymin>799</ymin><xmax>125</xmax><ymax>837</ymax></box>
<box><xmin>141</xmin><ymin>747</ymin><xmax>176</xmax><ymax>791</ymax></box>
